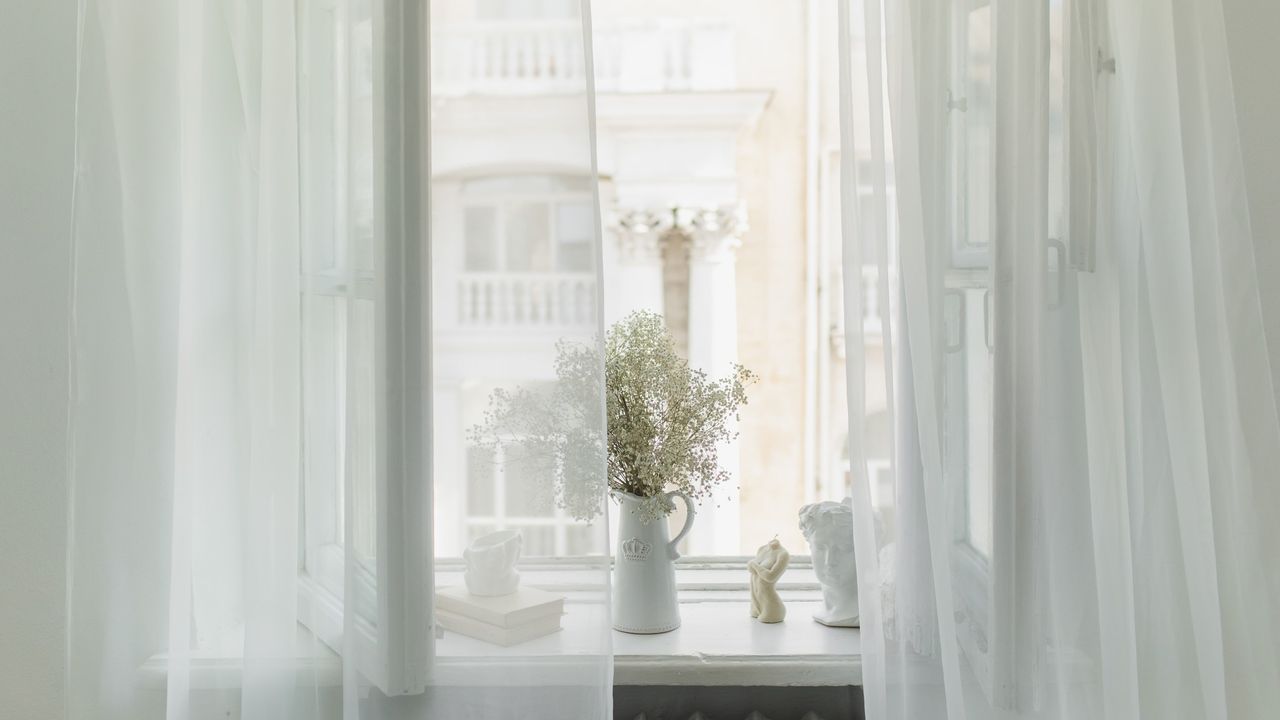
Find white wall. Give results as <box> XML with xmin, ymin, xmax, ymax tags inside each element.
<box><xmin>0</xmin><ymin>1</ymin><xmax>76</xmax><ymax>718</ymax></box>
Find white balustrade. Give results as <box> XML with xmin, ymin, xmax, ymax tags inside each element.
<box><xmin>456</xmin><ymin>273</ymin><xmax>596</xmax><ymax>328</ymax></box>
<box><xmin>433</xmin><ymin>19</ymin><xmax>734</xmax><ymax>95</ymax></box>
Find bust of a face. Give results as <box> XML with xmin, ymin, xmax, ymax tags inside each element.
<box><xmin>799</xmin><ymin>499</ymin><xmax>859</xmax><ymax>627</ymax></box>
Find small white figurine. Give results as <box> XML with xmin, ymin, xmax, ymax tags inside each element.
<box><xmin>799</xmin><ymin>498</ymin><xmax>860</xmax><ymax>627</ymax></box>
<box><xmin>464</xmin><ymin>529</ymin><xmax>522</xmax><ymax>596</ymax></box>
<box><xmin>748</xmin><ymin>537</ymin><xmax>790</xmax><ymax>623</ymax></box>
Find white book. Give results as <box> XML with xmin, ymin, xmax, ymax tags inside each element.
<box><xmin>435</xmin><ymin>586</ymin><xmax>565</xmax><ymax>629</ymax></box>
<box><xmin>435</xmin><ymin>608</ymin><xmax>562</xmax><ymax>647</ymax></box>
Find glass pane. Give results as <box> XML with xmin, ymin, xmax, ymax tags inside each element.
<box><xmin>964</xmin><ymin>6</ymin><xmax>993</xmax><ymax>250</ymax></box>
<box><xmin>464</xmin><ymin>206</ymin><xmax>499</xmax><ymax>271</ymax></box>
<box><xmin>511</xmin><ymin>526</ymin><xmax>557</xmax><ymax>557</ymax></box>
<box><xmin>1047</xmin><ymin>0</ymin><xmax>1066</xmax><ymax>241</ymax></box>
<box><xmin>478</xmin><ymin>0</ymin><xmax>577</xmax><ymax>20</ymax></box>
<box><xmin>503</xmin><ymin>445</ymin><xmax>555</xmax><ymax>517</ymax></box>
<box><xmin>302</xmin><ymin>294</ymin><xmax>345</xmax><ymax>558</ymax></box>
<box><xmin>463</xmin><ymin>174</ymin><xmax>591</xmax><ymax>196</ymax></box>
<box><xmin>466</xmin><ymin>446</ymin><xmax>496</xmax><ymax>515</ymax></box>
<box><xmin>350</xmin><ymin>297</ymin><xmax>377</xmax><ymax>562</ymax></box>
<box><xmin>556</xmin><ymin>201</ymin><xmax>594</xmax><ymax>272</ymax></box>
<box><xmin>505</xmin><ymin>203</ymin><xmax>552</xmax><ymax>271</ymax></box>
<box><xmin>565</xmin><ymin>524</ymin><xmax>598</xmax><ymax>556</ymax></box>
<box><xmin>954</xmin><ymin>288</ymin><xmax>992</xmax><ymax>558</ymax></box>
<box><xmin>351</xmin><ymin>18</ymin><xmax>376</xmax><ymax>276</ymax></box>
<box><xmin>467</xmin><ymin>524</ymin><xmax>498</xmax><ymax>545</ymax></box>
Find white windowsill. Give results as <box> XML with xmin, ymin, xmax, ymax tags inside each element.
<box><xmin>139</xmin><ymin>559</ymin><xmax>862</xmax><ymax>689</ymax></box>
<box><xmin>613</xmin><ymin>600</ymin><xmax>862</xmax><ymax>686</ymax></box>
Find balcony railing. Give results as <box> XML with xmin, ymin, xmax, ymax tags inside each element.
<box><xmin>456</xmin><ymin>272</ymin><xmax>596</xmax><ymax>328</ymax></box>
<box><xmin>432</xmin><ymin>19</ymin><xmax>734</xmax><ymax>96</ymax></box>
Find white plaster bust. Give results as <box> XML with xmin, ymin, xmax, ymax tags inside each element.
<box><xmin>748</xmin><ymin>538</ymin><xmax>790</xmax><ymax>623</ymax></box>
<box><xmin>798</xmin><ymin>498</ymin><xmax>859</xmax><ymax>627</ymax></box>
<box><xmin>464</xmin><ymin>529</ymin><xmax>522</xmax><ymax>596</ymax></box>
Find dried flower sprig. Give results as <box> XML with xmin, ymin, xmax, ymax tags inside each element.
<box><xmin>469</xmin><ymin>310</ymin><xmax>755</xmax><ymax>522</ymax></box>
<box><xmin>604</xmin><ymin>311</ymin><xmax>754</xmax><ymax>519</ymax></box>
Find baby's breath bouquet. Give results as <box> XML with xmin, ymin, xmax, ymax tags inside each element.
<box><xmin>605</xmin><ymin>311</ymin><xmax>754</xmax><ymax>520</ymax></box>
<box><xmin>470</xmin><ymin>311</ymin><xmax>754</xmax><ymax>523</ymax></box>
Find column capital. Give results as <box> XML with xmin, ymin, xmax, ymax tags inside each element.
<box><xmin>608</xmin><ymin>203</ymin><xmax>748</xmax><ymax>264</ymax></box>
<box><xmin>607</xmin><ymin>208</ymin><xmax>669</xmax><ymax>264</ymax></box>
<box><xmin>683</xmin><ymin>204</ymin><xmax>747</xmax><ymax>263</ymax></box>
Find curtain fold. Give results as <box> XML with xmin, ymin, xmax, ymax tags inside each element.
<box><xmin>839</xmin><ymin>0</ymin><xmax>1280</xmax><ymax>718</ymax></box>
<box><xmin>66</xmin><ymin>1</ymin><xmax>611</xmax><ymax>718</ymax></box>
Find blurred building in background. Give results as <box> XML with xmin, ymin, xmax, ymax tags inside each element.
<box><xmin>431</xmin><ymin>0</ymin><xmax>890</xmax><ymax>557</ymax></box>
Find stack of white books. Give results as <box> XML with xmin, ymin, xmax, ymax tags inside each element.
<box><xmin>435</xmin><ymin>586</ymin><xmax>566</xmax><ymax>647</ymax></box>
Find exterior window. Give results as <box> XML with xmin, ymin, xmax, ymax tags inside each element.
<box><xmin>463</xmin><ymin>438</ymin><xmax>597</xmax><ymax>558</ymax></box>
<box><xmin>460</xmin><ymin>175</ymin><xmax>595</xmax><ymax>275</ymax></box>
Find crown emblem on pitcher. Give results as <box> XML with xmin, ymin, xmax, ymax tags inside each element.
<box><xmin>621</xmin><ymin>537</ymin><xmax>652</xmax><ymax>562</ymax></box>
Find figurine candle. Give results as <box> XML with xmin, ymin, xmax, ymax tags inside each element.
<box><xmin>748</xmin><ymin>538</ymin><xmax>790</xmax><ymax>623</ymax></box>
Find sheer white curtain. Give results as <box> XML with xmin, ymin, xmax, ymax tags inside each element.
<box><xmin>839</xmin><ymin>0</ymin><xmax>1280</xmax><ymax>718</ymax></box>
<box><xmin>66</xmin><ymin>1</ymin><xmax>611</xmax><ymax>719</ymax></box>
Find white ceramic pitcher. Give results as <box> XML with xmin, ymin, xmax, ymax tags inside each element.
<box><xmin>612</xmin><ymin>490</ymin><xmax>696</xmax><ymax>634</ymax></box>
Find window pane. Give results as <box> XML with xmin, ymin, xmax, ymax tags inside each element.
<box><xmin>463</xmin><ymin>174</ymin><xmax>590</xmax><ymax>196</ymax></box>
<box><xmin>350</xmin><ymin>298</ymin><xmax>377</xmax><ymax>562</ymax></box>
<box><xmin>351</xmin><ymin>19</ymin><xmax>376</xmax><ymax>276</ymax></box>
<box><xmin>464</xmin><ymin>206</ymin><xmax>499</xmax><ymax>271</ymax></box>
<box><xmin>478</xmin><ymin>0</ymin><xmax>577</xmax><ymax>20</ymax></box>
<box><xmin>964</xmin><ymin>6</ymin><xmax>993</xmax><ymax>250</ymax></box>
<box><xmin>467</xmin><ymin>524</ymin><xmax>499</xmax><ymax>548</ymax></box>
<box><xmin>503</xmin><ymin>445</ymin><xmax>555</xmax><ymax>517</ymax></box>
<box><xmin>556</xmin><ymin>201</ymin><xmax>594</xmax><ymax>272</ymax></box>
<box><xmin>942</xmin><ymin>287</ymin><xmax>993</xmax><ymax>559</ymax></box>
<box><xmin>505</xmin><ymin>203</ymin><xmax>552</xmax><ymax>272</ymax></box>
<box><xmin>466</xmin><ymin>446</ymin><xmax>496</xmax><ymax>516</ymax></box>
<box><xmin>565</xmin><ymin>524</ymin><xmax>601</xmax><ymax>556</ymax></box>
<box><xmin>512</xmin><ymin>526</ymin><xmax>557</xmax><ymax>557</ymax></box>
<box><xmin>302</xmin><ymin>294</ymin><xmax>345</xmax><ymax>556</ymax></box>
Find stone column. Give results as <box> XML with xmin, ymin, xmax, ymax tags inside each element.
<box><xmin>684</xmin><ymin>205</ymin><xmax>746</xmax><ymax>555</ymax></box>
<box><xmin>605</xmin><ymin>209</ymin><xmax>667</xmax><ymax>327</ymax></box>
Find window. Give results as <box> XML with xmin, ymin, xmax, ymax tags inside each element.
<box><xmin>476</xmin><ymin>0</ymin><xmax>577</xmax><ymax>21</ymax></box>
<box><xmin>464</xmin><ymin>441</ymin><xmax>599</xmax><ymax>557</ymax></box>
<box><xmin>944</xmin><ymin>0</ymin><xmax>1075</xmax><ymax>705</ymax></box>
<box><xmin>296</xmin><ymin>0</ymin><xmax>430</xmax><ymax>695</ymax></box>
<box><xmin>459</xmin><ymin>175</ymin><xmax>595</xmax><ymax>274</ymax></box>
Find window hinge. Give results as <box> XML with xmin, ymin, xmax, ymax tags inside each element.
<box><xmin>947</xmin><ymin>90</ymin><xmax>968</xmax><ymax>112</ymax></box>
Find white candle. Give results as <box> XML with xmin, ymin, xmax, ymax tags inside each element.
<box><xmin>748</xmin><ymin>538</ymin><xmax>790</xmax><ymax>623</ymax></box>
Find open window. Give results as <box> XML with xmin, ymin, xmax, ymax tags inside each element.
<box><xmin>296</xmin><ymin>0</ymin><xmax>431</xmax><ymax>695</ymax></box>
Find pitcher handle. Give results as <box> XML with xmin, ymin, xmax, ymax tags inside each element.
<box><xmin>665</xmin><ymin>491</ymin><xmax>696</xmax><ymax>560</ymax></box>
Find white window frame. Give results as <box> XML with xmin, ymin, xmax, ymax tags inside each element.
<box><xmin>296</xmin><ymin>0</ymin><xmax>432</xmax><ymax>696</ymax></box>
